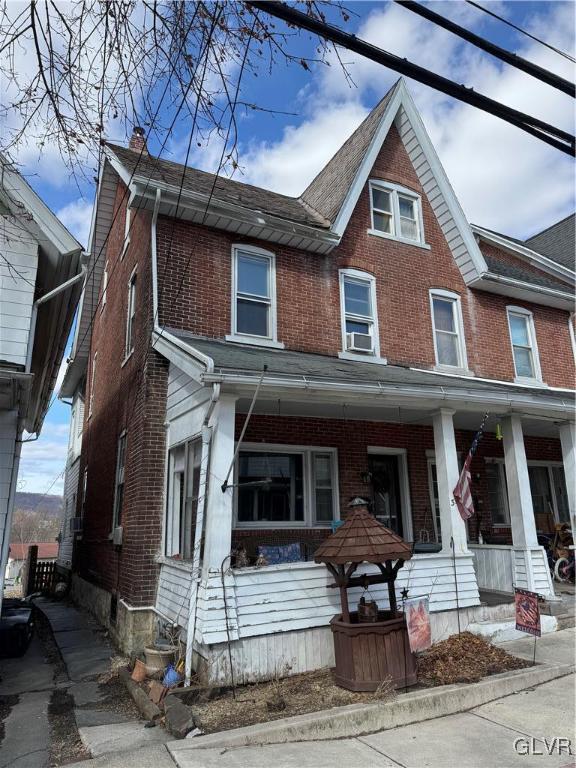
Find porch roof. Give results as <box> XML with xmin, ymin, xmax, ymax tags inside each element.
<box><xmin>163</xmin><ymin>329</ymin><xmax>575</xmax><ymax>413</ymax></box>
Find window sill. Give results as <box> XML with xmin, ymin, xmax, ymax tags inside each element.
<box><xmin>514</xmin><ymin>376</ymin><xmax>547</xmax><ymax>388</ymax></box>
<box><xmin>367</xmin><ymin>229</ymin><xmax>431</xmax><ymax>250</ymax></box>
<box><xmin>234</xmin><ymin>522</ymin><xmax>336</xmax><ymax>530</ymax></box>
<box><xmin>225</xmin><ymin>334</ymin><xmax>285</xmax><ymax>350</ymax></box>
<box><xmin>434</xmin><ymin>365</ymin><xmax>475</xmax><ymax>377</ymax></box>
<box><xmin>121</xmin><ymin>350</ymin><xmax>134</xmax><ymax>368</ymax></box>
<box><xmin>338</xmin><ymin>351</ymin><xmax>388</xmax><ymax>365</ymax></box>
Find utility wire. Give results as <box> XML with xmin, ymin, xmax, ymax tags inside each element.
<box><xmin>395</xmin><ymin>0</ymin><xmax>574</xmax><ymax>97</ymax></box>
<box><xmin>466</xmin><ymin>1</ymin><xmax>576</xmax><ymax>65</ymax></box>
<box><xmin>248</xmin><ymin>1</ymin><xmax>575</xmax><ymax>156</ymax></box>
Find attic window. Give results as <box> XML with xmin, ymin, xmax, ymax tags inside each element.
<box><xmin>369</xmin><ymin>181</ymin><xmax>425</xmax><ymax>246</ymax></box>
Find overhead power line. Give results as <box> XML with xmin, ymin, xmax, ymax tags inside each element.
<box><xmin>248</xmin><ymin>1</ymin><xmax>575</xmax><ymax>156</ymax></box>
<box><xmin>395</xmin><ymin>0</ymin><xmax>574</xmax><ymax>97</ymax></box>
<box><xmin>466</xmin><ymin>1</ymin><xmax>576</xmax><ymax>65</ymax></box>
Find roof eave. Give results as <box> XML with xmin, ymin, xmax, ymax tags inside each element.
<box><xmin>470</xmin><ymin>272</ymin><xmax>574</xmax><ymax>311</ymax></box>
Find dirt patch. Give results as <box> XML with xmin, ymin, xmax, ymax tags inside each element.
<box><xmin>48</xmin><ymin>689</ymin><xmax>90</xmax><ymax>767</ymax></box>
<box><xmin>34</xmin><ymin>608</ymin><xmax>66</xmax><ymax>681</ymax></box>
<box><xmin>417</xmin><ymin>631</ymin><xmax>531</xmax><ymax>686</ymax></box>
<box><xmin>192</xmin><ymin>668</ymin><xmax>397</xmax><ymax>734</ymax></box>
<box><xmin>91</xmin><ymin>673</ymin><xmax>140</xmax><ymax>719</ymax></box>
<box><xmin>0</xmin><ymin>694</ymin><xmax>19</xmax><ymax>745</ymax></box>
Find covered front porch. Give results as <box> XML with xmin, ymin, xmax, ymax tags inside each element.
<box><xmin>153</xmin><ymin>338</ymin><xmax>574</xmax><ymax>683</ymax></box>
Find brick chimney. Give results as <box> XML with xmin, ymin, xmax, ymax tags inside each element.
<box><xmin>129</xmin><ymin>126</ymin><xmax>147</xmax><ymax>154</ymax></box>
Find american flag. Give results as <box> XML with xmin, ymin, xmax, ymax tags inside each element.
<box><xmin>453</xmin><ymin>413</ymin><xmax>489</xmax><ymax>521</ymax></box>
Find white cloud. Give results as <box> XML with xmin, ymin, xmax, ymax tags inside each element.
<box><xmin>18</xmin><ymin>422</ymin><xmax>70</xmax><ymax>495</ymax></box>
<box><xmin>238</xmin><ymin>1</ymin><xmax>575</xmax><ymax>238</ymax></box>
<box><xmin>56</xmin><ymin>198</ymin><xmax>93</xmax><ymax>248</ymax></box>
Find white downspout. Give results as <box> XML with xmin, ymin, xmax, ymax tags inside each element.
<box><xmin>150</xmin><ymin>190</ymin><xmax>221</xmax><ymax>683</ymax></box>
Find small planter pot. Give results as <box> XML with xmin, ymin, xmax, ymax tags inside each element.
<box><xmin>131</xmin><ymin>658</ymin><xmax>147</xmax><ymax>682</ymax></box>
<box><xmin>144</xmin><ymin>645</ymin><xmax>176</xmax><ymax>673</ymax></box>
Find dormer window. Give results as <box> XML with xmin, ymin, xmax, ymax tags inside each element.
<box><xmin>227</xmin><ymin>245</ymin><xmax>283</xmax><ymax>349</ymax></box>
<box><xmin>368</xmin><ymin>181</ymin><xmax>426</xmax><ymax>247</ymax></box>
<box><xmin>339</xmin><ymin>269</ymin><xmax>381</xmax><ymax>361</ymax></box>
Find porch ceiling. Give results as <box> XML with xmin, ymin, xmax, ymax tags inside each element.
<box><xmin>235</xmin><ymin>397</ymin><xmax>564</xmax><ymax>438</ymax></box>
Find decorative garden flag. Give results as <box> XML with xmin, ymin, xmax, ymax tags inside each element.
<box><xmin>514</xmin><ymin>587</ymin><xmax>541</xmax><ymax>637</ymax></box>
<box><xmin>405</xmin><ymin>596</ymin><xmax>432</xmax><ymax>652</ymax></box>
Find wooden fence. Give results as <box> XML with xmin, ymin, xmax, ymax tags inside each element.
<box><xmin>22</xmin><ymin>546</ymin><xmax>57</xmax><ymax>595</ymax></box>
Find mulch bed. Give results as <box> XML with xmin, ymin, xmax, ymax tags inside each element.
<box><xmin>417</xmin><ymin>631</ymin><xmax>531</xmax><ymax>686</ymax></box>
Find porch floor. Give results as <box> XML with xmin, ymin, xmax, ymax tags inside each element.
<box><xmin>478</xmin><ymin>589</ymin><xmax>514</xmax><ymax>607</ymax></box>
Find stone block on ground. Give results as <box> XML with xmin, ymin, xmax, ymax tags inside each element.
<box><xmin>75</xmin><ymin>708</ymin><xmax>133</xmax><ymax>727</ymax></box>
<box><xmin>79</xmin><ymin>721</ymin><xmax>170</xmax><ymax>757</ymax></box>
<box><xmin>164</xmin><ymin>697</ymin><xmax>197</xmax><ymax>739</ymax></box>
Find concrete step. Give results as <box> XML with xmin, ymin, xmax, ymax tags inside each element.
<box><xmin>556</xmin><ymin>612</ymin><xmax>576</xmax><ymax>631</ymax></box>
<box><xmin>468</xmin><ymin>614</ymin><xmax>557</xmax><ymax>643</ymax></box>
<box><xmin>79</xmin><ymin>721</ymin><xmax>171</xmax><ymax>758</ymax></box>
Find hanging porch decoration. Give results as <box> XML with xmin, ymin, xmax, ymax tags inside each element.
<box><xmin>314</xmin><ymin>498</ymin><xmax>417</xmax><ymax>691</ymax></box>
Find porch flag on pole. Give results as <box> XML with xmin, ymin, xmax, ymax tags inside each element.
<box><xmin>453</xmin><ymin>413</ymin><xmax>489</xmax><ymax>521</ymax></box>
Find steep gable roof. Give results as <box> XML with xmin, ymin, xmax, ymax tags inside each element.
<box><xmin>300</xmin><ymin>83</ymin><xmax>400</xmax><ymax>223</ymax></box>
<box><xmin>525</xmin><ymin>214</ymin><xmax>575</xmax><ymax>271</ymax></box>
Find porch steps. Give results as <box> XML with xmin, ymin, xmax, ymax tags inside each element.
<box><xmin>467</xmin><ymin>614</ymin><xmax>558</xmax><ymax>644</ymax></box>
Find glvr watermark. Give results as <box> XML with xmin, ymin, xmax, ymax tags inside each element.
<box><xmin>514</xmin><ymin>737</ymin><xmax>572</xmax><ymax>756</ymax></box>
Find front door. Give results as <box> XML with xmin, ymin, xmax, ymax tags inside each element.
<box><xmin>368</xmin><ymin>454</ymin><xmax>403</xmax><ymax>536</ymax></box>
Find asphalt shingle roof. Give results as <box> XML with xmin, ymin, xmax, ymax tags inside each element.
<box><xmin>165</xmin><ymin>330</ymin><xmax>574</xmax><ymax>403</ymax></box>
<box><xmin>525</xmin><ymin>214</ymin><xmax>575</xmax><ymax>271</ymax></box>
<box><xmin>483</xmin><ymin>252</ymin><xmax>572</xmax><ymax>292</ymax></box>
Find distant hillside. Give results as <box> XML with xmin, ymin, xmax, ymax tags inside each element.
<box><xmin>15</xmin><ymin>493</ymin><xmax>63</xmax><ymax>517</ymax></box>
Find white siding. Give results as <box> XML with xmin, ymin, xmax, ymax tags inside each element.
<box><xmin>0</xmin><ymin>220</ymin><xmax>38</xmax><ymax>366</ymax></box>
<box><xmin>470</xmin><ymin>544</ymin><xmax>515</xmax><ymax>593</ymax></box>
<box><xmin>57</xmin><ymin>456</ymin><xmax>80</xmax><ymax>570</ymax></box>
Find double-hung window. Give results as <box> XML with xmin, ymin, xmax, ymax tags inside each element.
<box><xmin>101</xmin><ymin>262</ymin><xmax>108</xmax><ymax>310</ymax></box>
<box><xmin>506</xmin><ymin>307</ymin><xmax>541</xmax><ymax>383</ymax></box>
<box><xmin>125</xmin><ymin>268</ymin><xmax>137</xmax><ymax>360</ymax></box>
<box><xmin>339</xmin><ymin>269</ymin><xmax>380</xmax><ymax>358</ymax></box>
<box><xmin>88</xmin><ymin>352</ymin><xmax>97</xmax><ymax>417</ymax></box>
<box><xmin>430</xmin><ymin>290</ymin><xmax>468</xmax><ymax>371</ymax></box>
<box><xmin>165</xmin><ymin>438</ymin><xmax>202</xmax><ymax>559</ymax></box>
<box><xmin>485</xmin><ymin>460</ymin><xmax>510</xmax><ymax>525</ymax></box>
<box><xmin>229</xmin><ymin>245</ymin><xmax>280</xmax><ymax>346</ymax></box>
<box><xmin>235</xmin><ymin>445</ymin><xmax>338</xmax><ymax>527</ymax></box>
<box><xmin>369</xmin><ymin>181</ymin><xmax>425</xmax><ymax>246</ymax></box>
<box><xmin>112</xmin><ymin>431</ymin><xmax>127</xmax><ymax>528</ymax></box>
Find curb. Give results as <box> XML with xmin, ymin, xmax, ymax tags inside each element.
<box><xmin>168</xmin><ymin>662</ymin><xmax>574</xmax><ymax>752</ymax></box>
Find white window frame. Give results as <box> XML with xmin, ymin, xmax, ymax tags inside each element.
<box><xmin>88</xmin><ymin>352</ymin><xmax>97</xmax><ymax>418</ymax></box>
<box><xmin>165</xmin><ymin>436</ymin><xmax>203</xmax><ymax>559</ymax></box>
<box><xmin>569</xmin><ymin>314</ymin><xmax>576</xmax><ymax>364</ymax></box>
<box><xmin>233</xmin><ymin>443</ymin><xmax>339</xmax><ymax>529</ymax></box>
<box><xmin>123</xmin><ymin>266</ymin><xmax>137</xmax><ymax>363</ymax></box>
<box><xmin>338</xmin><ymin>268</ymin><xmax>384</xmax><ymax>363</ymax></box>
<box><xmin>121</xmin><ymin>206</ymin><xmax>131</xmax><ymax>260</ymax></box>
<box><xmin>527</xmin><ymin>459</ymin><xmax>569</xmax><ymax>526</ymax></box>
<box><xmin>226</xmin><ymin>244</ymin><xmax>283</xmax><ymax>349</ymax></box>
<box><xmin>429</xmin><ymin>289</ymin><xmax>470</xmax><ymax>374</ymax></box>
<box><xmin>101</xmin><ymin>261</ymin><xmax>108</xmax><ymax>311</ymax></box>
<box><xmin>112</xmin><ymin>430</ymin><xmax>127</xmax><ymax>529</ymax></box>
<box><xmin>506</xmin><ymin>306</ymin><xmax>543</xmax><ymax>384</ymax></box>
<box><xmin>367</xmin><ymin>180</ymin><xmax>429</xmax><ymax>249</ymax></box>
<box><xmin>484</xmin><ymin>458</ymin><xmax>511</xmax><ymax>526</ymax></box>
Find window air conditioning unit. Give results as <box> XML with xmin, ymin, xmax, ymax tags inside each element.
<box><xmin>113</xmin><ymin>526</ymin><xmax>123</xmax><ymax>546</ymax></box>
<box><xmin>69</xmin><ymin>517</ymin><xmax>83</xmax><ymax>534</ymax></box>
<box><xmin>346</xmin><ymin>332</ymin><xmax>373</xmax><ymax>353</ymax></box>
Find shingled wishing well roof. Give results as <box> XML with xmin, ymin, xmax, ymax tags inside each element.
<box><xmin>314</xmin><ymin>507</ymin><xmax>413</xmax><ymax>565</ymax></box>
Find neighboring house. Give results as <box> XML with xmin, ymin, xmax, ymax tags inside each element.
<box><xmin>61</xmin><ymin>80</ymin><xmax>575</xmax><ymax>682</ymax></box>
<box><xmin>0</xmin><ymin>156</ymin><xmax>84</xmax><ymax>609</ymax></box>
<box><xmin>6</xmin><ymin>541</ymin><xmax>58</xmax><ymax>582</ymax></box>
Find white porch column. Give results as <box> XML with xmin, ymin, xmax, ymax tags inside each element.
<box><xmin>559</xmin><ymin>421</ymin><xmax>576</xmax><ymax>543</ymax></box>
<box><xmin>432</xmin><ymin>409</ymin><xmax>469</xmax><ymax>554</ymax></box>
<box><xmin>502</xmin><ymin>415</ymin><xmax>538</xmax><ymax>548</ymax></box>
<box><xmin>202</xmin><ymin>394</ymin><xmax>237</xmax><ymax>576</ymax></box>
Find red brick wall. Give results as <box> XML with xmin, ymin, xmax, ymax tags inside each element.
<box><xmin>156</xmin><ymin>125</ymin><xmax>574</xmax><ymax>387</ymax></box>
<box><xmin>231</xmin><ymin>413</ymin><xmax>563</xmax><ymax>551</ymax></box>
<box><xmin>77</xmin><ymin>182</ymin><xmax>168</xmax><ymax>607</ymax></box>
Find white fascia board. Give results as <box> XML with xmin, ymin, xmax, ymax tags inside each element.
<box><xmin>472</xmin><ymin>225</ymin><xmax>575</xmax><ymax>284</ymax></box>
<box><xmin>201</xmin><ymin>371</ymin><xmax>574</xmax><ymax>417</ymax></box>
<box><xmin>0</xmin><ymin>155</ymin><xmax>82</xmax><ymax>258</ymax></box>
<box><xmin>102</xmin><ymin>146</ymin><xmax>137</xmax><ymax>188</ymax></box>
<box><xmin>133</xmin><ymin>179</ymin><xmax>338</xmax><ymax>251</ymax></box>
<box><xmin>470</xmin><ymin>273</ymin><xmax>574</xmax><ymax>311</ymax></box>
<box><xmin>152</xmin><ymin>329</ymin><xmax>213</xmax><ymax>382</ymax></box>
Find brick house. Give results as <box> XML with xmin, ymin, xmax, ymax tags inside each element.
<box><xmin>60</xmin><ymin>80</ymin><xmax>575</xmax><ymax>682</ymax></box>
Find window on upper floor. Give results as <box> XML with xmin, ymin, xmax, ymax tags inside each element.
<box><xmin>228</xmin><ymin>245</ymin><xmax>281</xmax><ymax>348</ymax></box>
<box><xmin>88</xmin><ymin>352</ymin><xmax>97</xmax><ymax>417</ymax></box>
<box><xmin>101</xmin><ymin>261</ymin><xmax>108</xmax><ymax>311</ymax></box>
<box><xmin>506</xmin><ymin>306</ymin><xmax>542</xmax><ymax>383</ymax></box>
<box><xmin>339</xmin><ymin>269</ymin><xmax>380</xmax><ymax>359</ymax></box>
<box><xmin>124</xmin><ymin>268</ymin><xmax>137</xmax><ymax>360</ymax></box>
<box><xmin>121</xmin><ymin>206</ymin><xmax>131</xmax><ymax>259</ymax></box>
<box><xmin>429</xmin><ymin>290</ymin><xmax>469</xmax><ymax>372</ymax></box>
<box><xmin>368</xmin><ymin>181</ymin><xmax>426</xmax><ymax>247</ymax></box>
<box><xmin>112</xmin><ymin>431</ymin><xmax>127</xmax><ymax>528</ymax></box>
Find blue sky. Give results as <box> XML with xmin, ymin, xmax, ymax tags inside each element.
<box><xmin>15</xmin><ymin>0</ymin><xmax>575</xmax><ymax>495</ymax></box>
